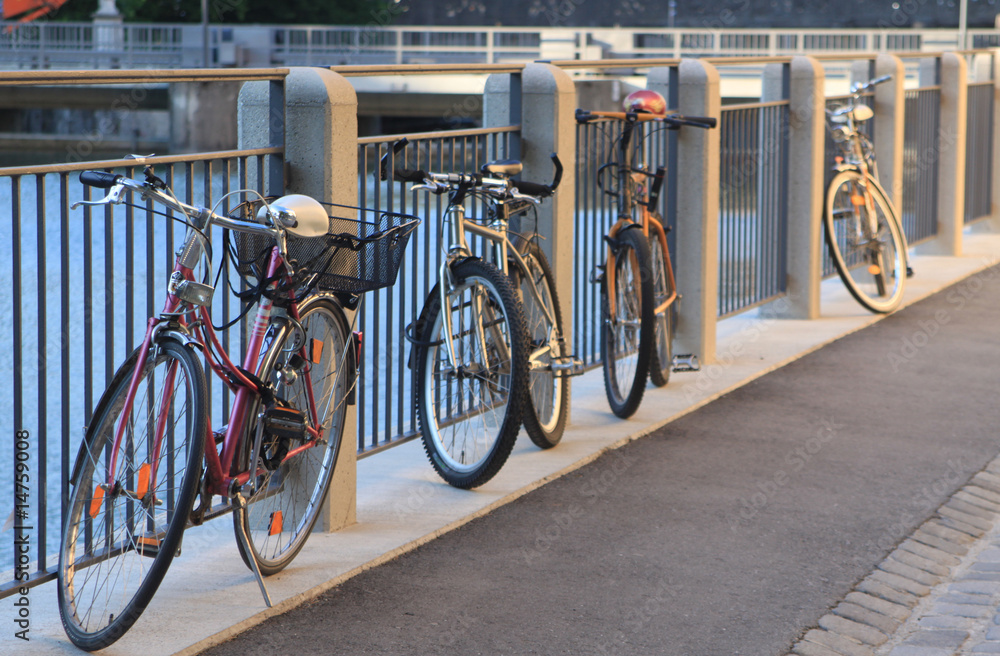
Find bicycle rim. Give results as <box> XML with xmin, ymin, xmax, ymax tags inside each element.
<box><xmin>416</xmin><ymin>259</ymin><xmax>528</xmax><ymax>488</ymax></box>
<box><xmin>235</xmin><ymin>297</ymin><xmax>350</xmax><ymax>575</ymax></box>
<box><xmin>825</xmin><ymin>170</ymin><xmax>906</xmax><ymax>313</ymax></box>
<box><xmin>59</xmin><ymin>341</ymin><xmax>206</xmax><ymax>652</ymax></box>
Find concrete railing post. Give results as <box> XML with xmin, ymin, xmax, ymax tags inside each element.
<box><xmin>779</xmin><ymin>56</ymin><xmax>826</xmax><ymax>319</ymax></box>
<box><xmin>484</xmin><ymin>63</ymin><xmax>577</xmax><ymax>386</ymax></box>
<box><xmin>873</xmin><ymin>53</ymin><xmax>906</xmax><ymax>206</ymax></box>
<box><xmin>991</xmin><ymin>49</ymin><xmax>1000</xmax><ymax>227</ymax></box>
<box><xmin>238</xmin><ymin>67</ymin><xmax>359</xmax><ymax>532</ymax></box>
<box><xmin>926</xmin><ymin>53</ymin><xmax>968</xmax><ymax>256</ymax></box>
<box><xmin>673</xmin><ymin>58</ymin><xmax>721</xmax><ymax>363</ymax></box>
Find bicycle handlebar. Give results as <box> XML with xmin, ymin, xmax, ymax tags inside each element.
<box><xmin>380</xmin><ymin>138</ymin><xmax>562</xmax><ymax>201</ymax></box>
<box><xmin>850</xmin><ymin>74</ymin><xmax>892</xmax><ymax>94</ymax></box>
<box><xmin>575</xmin><ymin>108</ymin><xmax>717</xmax><ymax>129</ymax></box>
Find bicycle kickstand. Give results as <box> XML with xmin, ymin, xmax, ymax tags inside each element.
<box><xmin>232</xmin><ymin>492</ymin><xmax>273</xmax><ymax>608</ymax></box>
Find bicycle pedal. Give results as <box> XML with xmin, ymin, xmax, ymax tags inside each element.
<box><xmin>551</xmin><ymin>356</ymin><xmax>585</xmax><ymax>378</ymax></box>
<box><xmin>589</xmin><ymin>265</ymin><xmax>605</xmax><ymax>284</ymax></box>
<box><xmin>906</xmin><ymin>266</ymin><xmax>914</xmax><ymax>278</ymax></box>
<box><xmin>672</xmin><ymin>354</ymin><xmax>700</xmax><ymax>373</ymax></box>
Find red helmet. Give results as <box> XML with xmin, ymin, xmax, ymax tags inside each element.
<box><xmin>623</xmin><ymin>89</ymin><xmax>666</xmax><ymax>116</ymax></box>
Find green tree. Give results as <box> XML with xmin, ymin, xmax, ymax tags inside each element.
<box><xmin>52</xmin><ymin>0</ymin><xmax>398</xmax><ymax>24</ymax></box>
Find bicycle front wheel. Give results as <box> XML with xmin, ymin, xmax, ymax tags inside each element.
<box><xmin>415</xmin><ymin>258</ymin><xmax>530</xmax><ymax>489</ymax></box>
<box><xmin>234</xmin><ymin>295</ymin><xmax>351</xmax><ymax>576</ymax></box>
<box><xmin>512</xmin><ymin>238</ymin><xmax>569</xmax><ymax>449</ymax></box>
<box><xmin>824</xmin><ymin>169</ymin><xmax>906</xmax><ymax>313</ymax></box>
<box><xmin>59</xmin><ymin>340</ymin><xmax>207</xmax><ymax>652</ymax></box>
<box><xmin>601</xmin><ymin>226</ymin><xmax>655</xmax><ymax>418</ymax></box>
<box><xmin>648</xmin><ymin>230</ymin><xmax>676</xmax><ymax>388</ymax></box>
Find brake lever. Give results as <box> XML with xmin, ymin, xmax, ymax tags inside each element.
<box><xmin>71</xmin><ymin>184</ymin><xmax>126</xmax><ymax>209</ymax></box>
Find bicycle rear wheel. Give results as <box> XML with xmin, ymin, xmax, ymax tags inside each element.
<box><xmin>234</xmin><ymin>295</ymin><xmax>351</xmax><ymax>576</ymax></box>
<box><xmin>824</xmin><ymin>169</ymin><xmax>906</xmax><ymax>313</ymax></box>
<box><xmin>648</xmin><ymin>230</ymin><xmax>675</xmax><ymax>388</ymax></box>
<box><xmin>415</xmin><ymin>258</ymin><xmax>530</xmax><ymax>489</ymax></box>
<box><xmin>512</xmin><ymin>238</ymin><xmax>569</xmax><ymax>449</ymax></box>
<box><xmin>59</xmin><ymin>340</ymin><xmax>206</xmax><ymax>652</ymax></box>
<box><xmin>601</xmin><ymin>226</ymin><xmax>655</xmax><ymax>418</ymax></box>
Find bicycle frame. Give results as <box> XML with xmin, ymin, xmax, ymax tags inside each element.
<box><xmin>98</xmin><ymin>197</ymin><xmax>331</xmax><ymax>512</ymax></box>
<box><xmin>598</xmin><ymin>113</ymin><xmax>679</xmax><ymax>321</ymax></box>
<box><xmin>435</xmin><ymin>190</ymin><xmax>559</xmax><ymax>376</ymax></box>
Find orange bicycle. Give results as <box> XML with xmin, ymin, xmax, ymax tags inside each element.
<box><xmin>576</xmin><ymin>90</ymin><xmax>715</xmax><ymax>417</ymax></box>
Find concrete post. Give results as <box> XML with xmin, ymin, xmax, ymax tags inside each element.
<box><xmin>924</xmin><ymin>53</ymin><xmax>967</xmax><ymax>256</ymax></box>
<box><xmin>672</xmin><ymin>58</ymin><xmax>721</xmax><ymax>363</ymax></box>
<box><xmin>991</xmin><ymin>49</ymin><xmax>1000</xmax><ymax>227</ymax></box>
<box><xmin>484</xmin><ymin>63</ymin><xmax>577</xmax><ymax>380</ymax></box>
<box><xmin>873</xmin><ymin>53</ymin><xmax>905</xmax><ymax>206</ymax></box>
<box><xmin>238</xmin><ymin>67</ymin><xmax>359</xmax><ymax>532</ymax></box>
<box><xmin>777</xmin><ymin>56</ymin><xmax>826</xmax><ymax>320</ymax></box>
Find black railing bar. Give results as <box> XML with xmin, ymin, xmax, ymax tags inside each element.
<box><xmin>358</xmin><ymin>125</ymin><xmax>519</xmax><ymax>145</ymax></box>
<box><xmin>0</xmin><ymin>68</ymin><xmax>289</xmax><ymax>85</ymax></box>
<box><xmin>59</xmin><ymin>172</ymin><xmax>71</xmax><ymax>530</ymax></box>
<box><xmin>0</xmin><ymin>147</ymin><xmax>281</xmax><ymax>177</ymax></box>
<box><xmin>35</xmin><ymin>173</ymin><xmax>48</xmax><ymax>571</ymax></box>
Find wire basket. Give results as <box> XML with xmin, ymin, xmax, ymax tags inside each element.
<box><xmin>233</xmin><ymin>200</ymin><xmax>420</xmax><ymax>295</ymax></box>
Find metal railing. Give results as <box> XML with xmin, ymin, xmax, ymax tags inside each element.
<box><xmin>965</xmin><ymin>81</ymin><xmax>994</xmax><ymax>224</ymax></box>
<box><xmin>0</xmin><ymin>149</ymin><xmax>281</xmax><ymax>597</ymax></box>
<box><xmin>902</xmin><ymin>86</ymin><xmax>941</xmax><ymax>244</ymax></box>
<box><xmin>717</xmin><ymin>100</ymin><xmax>790</xmax><ymax>317</ymax></box>
<box><xmin>2</xmin><ymin>23</ymin><xmax>998</xmax><ymax>70</ymax></box>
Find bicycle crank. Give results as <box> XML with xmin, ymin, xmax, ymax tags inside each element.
<box><xmin>672</xmin><ymin>354</ymin><xmax>700</xmax><ymax>373</ymax></box>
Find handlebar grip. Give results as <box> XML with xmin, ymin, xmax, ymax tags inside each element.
<box><xmin>512</xmin><ymin>179</ymin><xmax>551</xmax><ymax>198</ymax></box>
<box><xmin>575</xmin><ymin>108</ymin><xmax>595</xmax><ymax>124</ymax></box>
<box><xmin>394</xmin><ymin>168</ymin><xmax>427</xmax><ymax>183</ymax></box>
<box><xmin>80</xmin><ymin>171</ymin><xmax>121</xmax><ymax>189</ymax></box>
<box><xmin>681</xmin><ymin>115</ymin><xmax>717</xmax><ymax>129</ymax></box>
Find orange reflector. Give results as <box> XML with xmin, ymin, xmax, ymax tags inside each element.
<box><xmin>269</xmin><ymin>511</ymin><xmax>283</xmax><ymax>536</ymax></box>
<box><xmin>136</xmin><ymin>463</ymin><xmax>151</xmax><ymax>500</ymax></box>
<box><xmin>851</xmin><ymin>194</ymin><xmax>866</xmax><ymax>206</ymax></box>
<box><xmin>868</xmin><ymin>264</ymin><xmax>882</xmax><ymax>275</ymax></box>
<box><xmin>834</xmin><ymin>156</ymin><xmax>843</xmax><ymax>164</ymax></box>
<box><xmin>89</xmin><ymin>487</ymin><xmax>104</xmax><ymax>518</ymax></box>
<box><xmin>136</xmin><ymin>536</ymin><xmax>159</xmax><ymax>555</ymax></box>
<box><xmin>310</xmin><ymin>339</ymin><xmax>323</xmax><ymax>365</ymax></box>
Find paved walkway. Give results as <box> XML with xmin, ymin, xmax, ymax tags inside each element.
<box><xmin>195</xmin><ymin>248</ymin><xmax>1000</xmax><ymax>656</ymax></box>
<box><xmin>16</xmin><ymin>232</ymin><xmax>1000</xmax><ymax>655</ymax></box>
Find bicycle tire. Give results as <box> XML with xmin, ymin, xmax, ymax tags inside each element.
<box><xmin>414</xmin><ymin>258</ymin><xmax>530</xmax><ymax>489</ymax></box>
<box><xmin>647</xmin><ymin>231</ymin><xmax>675</xmax><ymax>388</ymax></box>
<box><xmin>511</xmin><ymin>238</ymin><xmax>569</xmax><ymax>449</ymax></box>
<box><xmin>601</xmin><ymin>226</ymin><xmax>655</xmax><ymax>418</ymax></box>
<box><xmin>58</xmin><ymin>340</ymin><xmax>207</xmax><ymax>652</ymax></box>
<box><xmin>234</xmin><ymin>295</ymin><xmax>351</xmax><ymax>576</ymax></box>
<box><xmin>824</xmin><ymin>169</ymin><xmax>906</xmax><ymax>313</ymax></box>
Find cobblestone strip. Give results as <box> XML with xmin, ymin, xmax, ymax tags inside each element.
<box><xmin>787</xmin><ymin>456</ymin><xmax>1000</xmax><ymax>656</ymax></box>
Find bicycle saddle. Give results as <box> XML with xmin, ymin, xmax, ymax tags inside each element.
<box><xmin>481</xmin><ymin>160</ymin><xmax>523</xmax><ymax>177</ymax></box>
